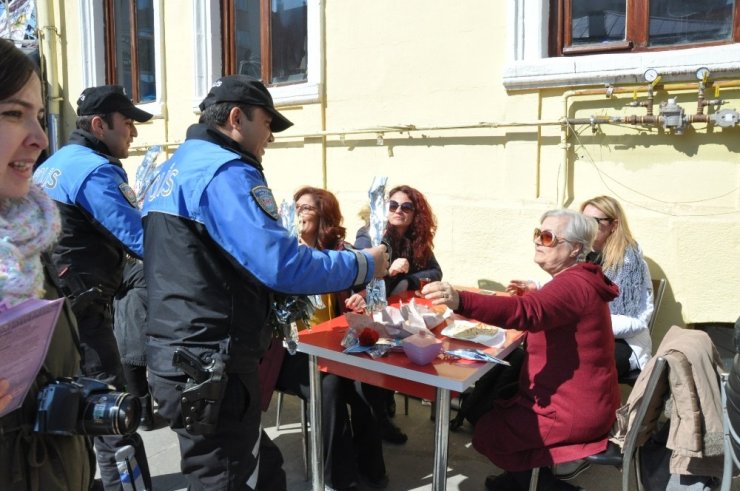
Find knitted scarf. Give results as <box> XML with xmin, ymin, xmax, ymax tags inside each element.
<box><xmin>0</xmin><ymin>184</ymin><xmax>61</xmax><ymax>307</ymax></box>
<box><xmin>604</xmin><ymin>244</ymin><xmax>647</xmax><ymax>319</ymax></box>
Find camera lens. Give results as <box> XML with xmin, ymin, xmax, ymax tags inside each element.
<box><xmin>80</xmin><ymin>392</ymin><xmax>142</xmax><ymax>435</ymax></box>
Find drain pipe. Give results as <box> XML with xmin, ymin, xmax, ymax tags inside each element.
<box><xmin>36</xmin><ymin>0</ymin><xmax>62</xmax><ymax>154</ymax></box>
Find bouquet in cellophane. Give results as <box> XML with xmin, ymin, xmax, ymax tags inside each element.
<box><xmin>133</xmin><ymin>145</ymin><xmax>162</xmax><ymax>208</ymax></box>
<box><xmin>268</xmin><ymin>200</ymin><xmax>317</xmax><ymax>354</ymax></box>
<box><xmin>365</xmin><ymin>176</ymin><xmax>389</xmax><ymax>312</ymax></box>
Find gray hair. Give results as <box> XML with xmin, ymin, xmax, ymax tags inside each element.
<box><xmin>540</xmin><ymin>208</ymin><xmax>597</xmax><ymax>261</ymax></box>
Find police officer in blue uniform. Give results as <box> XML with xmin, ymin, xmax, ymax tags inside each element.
<box><xmin>33</xmin><ymin>85</ymin><xmax>152</xmax><ymax>490</ymax></box>
<box><xmin>141</xmin><ymin>75</ymin><xmax>389</xmax><ymax>491</ymax></box>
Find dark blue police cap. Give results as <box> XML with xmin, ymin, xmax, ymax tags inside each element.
<box><xmin>199</xmin><ymin>75</ymin><xmax>293</xmax><ymax>133</ymax></box>
<box><xmin>76</xmin><ymin>85</ymin><xmax>153</xmax><ymax>123</ymax></box>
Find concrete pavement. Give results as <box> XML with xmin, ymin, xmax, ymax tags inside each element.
<box><xmin>133</xmin><ymin>393</ymin><xmax>635</xmax><ymax>491</ymax></box>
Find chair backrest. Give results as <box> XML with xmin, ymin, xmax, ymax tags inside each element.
<box><xmin>721</xmin><ymin>357</ymin><xmax>740</xmax><ymax>490</ymax></box>
<box><xmin>621</xmin><ymin>356</ymin><xmax>669</xmax><ymax>490</ymax></box>
<box><xmin>647</xmin><ymin>278</ymin><xmax>666</xmax><ymax>334</ymax></box>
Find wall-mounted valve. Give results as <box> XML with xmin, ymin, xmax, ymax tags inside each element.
<box><xmin>710</xmin><ymin>108</ymin><xmax>740</xmax><ymax>127</ymax></box>
<box><xmin>659</xmin><ymin>98</ymin><xmax>687</xmax><ymax>134</ymax></box>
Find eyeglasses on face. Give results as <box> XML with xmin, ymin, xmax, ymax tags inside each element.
<box><xmin>591</xmin><ymin>216</ymin><xmax>614</xmax><ymax>225</ymax></box>
<box><xmin>533</xmin><ymin>228</ymin><xmax>573</xmax><ymax>248</ymax></box>
<box><xmin>388</xmin><ymin>200</ymin><xmax>415</xmax><ymax>213</ymax></box>
<box><xmin>296</xmin><ymin>203</ymin><xmax>318</xmax><ymax>214</ymax></box>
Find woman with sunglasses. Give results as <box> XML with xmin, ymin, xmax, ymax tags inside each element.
<box><xmin>354</xmin><ymin>184</ymin><xmax>443</xmax><ymax>444</ymax></box>
<box><xmin>259</xmin><ymin>186</ymin><xmax>388</xmax><ymax>490</ymax></box>
<box><xmin>580</xmin><ymin>196</ymin><xmax>653</xmax><ymax>380</ymax></box>
<box><xmin>424</xmin><ymin>209</ymin><xmax>620</xmax><ymax>491</ymax></box>
<box><xmin>0</xmin><ymin>38</ymin><xmax>93</xmax><ymax>490</ymax></box>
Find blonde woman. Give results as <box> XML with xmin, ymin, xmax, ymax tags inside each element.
<box><xmin>580</xmin><ymin>196</ymin><xmax>654</xmax><ymax>378</ymax></box>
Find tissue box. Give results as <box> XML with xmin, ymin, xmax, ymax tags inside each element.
<box><xmin>402</xmin><ymin>332</ymin><xmax>443</xmax><ymax>365</ymax></box>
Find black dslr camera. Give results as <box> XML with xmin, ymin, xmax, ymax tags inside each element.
<box><xmin>34</xmin><ymin>377</ymin><xmax>141</xmax><ymax>436</ymax></box>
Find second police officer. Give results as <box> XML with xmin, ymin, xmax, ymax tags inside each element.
<box><xmin>33</xmin><ymin>85</ymin><xmax>152</xmax><ymax>490</ymax></box>
<box><xmin>141</xmin><ymin>75</ymin><xmax>389</xmax><ymax>490</ymax></box>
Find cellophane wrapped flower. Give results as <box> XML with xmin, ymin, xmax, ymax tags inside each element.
<box><xmin>133</xmin><ymin>145</ymin><xmax>162</xmax><ymax>208</ymax></box>
<box><xmin>268</xmin><ymin>200</ymin><xmax>317</xmax><ymax>354</ymax></box>
<box><xmin>365</xmin><ymin>176</ymin><xmax>389</xmax><ymax>312</ymax></box>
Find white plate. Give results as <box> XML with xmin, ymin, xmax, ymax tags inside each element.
<box><xmin>441</xmin><ymin>319</ymin><xmax>506</xmax><ymax>348</ymax></box>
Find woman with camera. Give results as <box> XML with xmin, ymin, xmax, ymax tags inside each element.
<box><xmin>0</xmin><ymin>38</ymin><xmax>93</xmax><ymax>490</ymax></box>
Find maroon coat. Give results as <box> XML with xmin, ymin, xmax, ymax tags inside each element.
<box><xmin>459</xmin><ymin>262</ymin><xmax>620</xmax><ymax>471</ymax></box>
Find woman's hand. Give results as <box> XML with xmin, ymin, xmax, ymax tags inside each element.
<box><xmin>345</xmin><ymin>293</ymin><xmax>367</xmax><ymax>313</ymax></box>
<box><xmin>0</xmin><ymin>379</ymin><xmax>13</xmax><ymax>413</ymax></box>
<box><xmin>506</xmin><ymin>279</ymin><xmax>538</xmax><ymax>296</ymax></box>
<box><xmin>422</xmin><ymin>281</ymin><xmax>459</xmax><ymax>310</ymax></box>
<box><xmin>388</xmin><ymin>258</ymin><xmax>410</xmax><ymax>277</ymax></box>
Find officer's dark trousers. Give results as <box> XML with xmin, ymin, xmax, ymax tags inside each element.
<box><xmin>150</xmin><ymin>370</ymin><xmax>287</xmax><ymax>491</ymax></box>
<box><xmin>77</xmin><ymin>307</ymin><xmax>152</xmax><ymax>490</ymax></box>
<box><xmin>276</xmin><ymin>352</ymin><xmax>386</xmax><ymax>488</ymax></box>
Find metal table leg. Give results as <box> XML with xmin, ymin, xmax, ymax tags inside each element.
<box><xmin>432</xmin><ymin>387</ymin><xmax>451</xmax><ymax>491</ymax></box>
<box><xmin>308</xmin><ymin>354</ymin><xmax>324</xmax><ymax>490</ymax></box>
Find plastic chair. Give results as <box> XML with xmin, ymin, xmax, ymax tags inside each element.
<box><xmin>275</xmin><ymin>391</ymin><xmax>310</xmax><ymax>480</ymax></box>
<box><xmin>529</xmin><ymin>356</ymin><xmax>669</xmax><ymax>491</ymax></box>
<box><xmin>721</xmin><ymin>354</ymin><xmax>740</xmax><ymax>490</ymax></box>
<box><xmin>618</xmin><ymin>277</ymin><xmax>667</xmax><ymax>386</ymax></box>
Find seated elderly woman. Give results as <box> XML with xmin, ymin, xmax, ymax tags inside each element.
<box><xmin>424</xmin><ymin>209</ymin><xmax>620</xmax><ymax>491</ymax></box>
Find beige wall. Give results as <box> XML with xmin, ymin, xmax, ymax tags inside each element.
<box><xmin>42</xmin><ymin>1</ymin><xmax>740</xmax><ymax>336</ymax></box>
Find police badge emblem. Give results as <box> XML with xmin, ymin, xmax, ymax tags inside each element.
<box><xmin>252</xmin><ymin>185</ymin><xmax>279</xmax><ymax>220</ymax></box>
<box><xmin>118</xmin><ymin>182</ymin><xmax>139</xmax><ymax>208</ymax></box>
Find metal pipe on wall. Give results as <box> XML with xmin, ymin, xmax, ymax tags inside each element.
<box><xmin>36</xmin><ymin>0</ymin><xmax>61</xmax><ymax>154</ymax></box>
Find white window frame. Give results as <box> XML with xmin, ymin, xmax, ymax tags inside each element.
<box><xmin>192</xmin><ymin>0</ymin><xmax>323</xmax><ymax>111</ymax></box>
<box><xmin>503</xmin><ymin>0</ymin><xmax>740</xmax><ymax>91</ymax></box>
<box><xmin>78</xmin><ymin>0</ymin><xmax>165</xmax><ymax>117</ymax></box>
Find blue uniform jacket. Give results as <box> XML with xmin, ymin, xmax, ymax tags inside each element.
<box><xmin>33</xmin><ymin>131</ymin><xmax>143</xmax><ymax>298</ymax></box>
<box><xmin>142</xmin><ymin>125</ymin><xmax>374</xmax><ymax>374</ymax></box>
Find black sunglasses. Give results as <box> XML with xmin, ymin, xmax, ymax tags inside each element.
<box><xmin>388</xmin><ymin>200</ymin><xmax>415</xmax><ymax>213</ymax></box>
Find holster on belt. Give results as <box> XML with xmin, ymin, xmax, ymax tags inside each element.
<box><xmin>172</xmin><ymin>348</ymin><xmax>229</xmax><ymax>436</ymax></box>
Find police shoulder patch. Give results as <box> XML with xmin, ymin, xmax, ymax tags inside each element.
<box><xmin>118</xmin><ymin>182</ymin><xmax>138</xmax><ymax>208</ymax></box>
<box><xmin>252</xmin><ymin>185</ymin><xmax>279</xmax><ymax>220</ymax></box>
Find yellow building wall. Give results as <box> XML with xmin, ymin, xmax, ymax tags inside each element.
<box><xmin>41</xmin><ymin>0</ymin><xmax>740</xmax><ymax>337</ymax></box>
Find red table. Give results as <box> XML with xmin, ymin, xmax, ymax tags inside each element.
<box><xmin>296</xmin><ymin>294</ymin><xmax>524</xmax><ymax>491</ymax></box>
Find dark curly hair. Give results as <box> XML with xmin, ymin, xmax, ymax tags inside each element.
<box><xmin>386</xmin><ymin>185</ymin><xmax>437</xmax><ymax>269</ymax></box>
<box><xmin>293</xmin><ymin>186</ymin><xmax>346</xmax><ymax>251</ymax></box>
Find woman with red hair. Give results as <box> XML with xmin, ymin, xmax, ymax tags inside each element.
<box><xmin>382</xmin><ymin>185</ymin><xmax>442</xmax><ymax>296</ymax></box>
<box><xmin>260</xmin><ymin>186</ymin><xmax>388</xmax><ymax>490</ymax></box>
<box><xmin>355</xmin><ymin>184</ymin><xmax>443</xmax><ymax>444</ymax></box>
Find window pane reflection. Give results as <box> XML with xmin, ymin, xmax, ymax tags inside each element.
<box><xmin>649</xmin><ymin>0</ymin><xmax>735</xmax><ymax>46</ymax></box>
<box><xmin>270</xmin><ymin>0</ymin><xmax>307</xmax><ymax>84</ymax></box>
<box><xmin>136</xmin><ymin>0</ymin><xmax>156</xmax><ymax>102</ymax></box>
<box><xmin>235</xmin><ymin>0</ymin><xmax>262</xmax><ymax>79</ymax></box>
<box><xmin>114</xmin><ymin>0</ymin><xmax>132</xmax><ymax>94</ymax></box>
<box><xmin>570</xmin><ymin>0</ymin><xmax>626</xmax><ymax>45</ymax></box>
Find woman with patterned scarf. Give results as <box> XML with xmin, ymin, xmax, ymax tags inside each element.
<box><xmin>581</xmin><ymin>195</ymin><xmax>654</xmax><ymax>378</ymax></box>
<box><xmin>0</xmin><ymin>38</ymin><xmax>93</xmax><ymax>490</ymax></box>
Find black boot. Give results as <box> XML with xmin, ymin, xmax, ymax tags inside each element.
<box><xmin>138</xmin><ymin>394</ymin><xmax>155</xmax><ymax>431</ymax></box>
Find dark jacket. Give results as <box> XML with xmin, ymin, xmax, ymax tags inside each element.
<box><xmin>113</xmin><ymin>259</ymin><xmax>148</xmax><ymax>366</ymax></box>
<box><xmin>0</xmin><ymin>266</ymin><xmax>94</xmax><ymax>491</ymax></box>
<box><xmin>355</xmin><ymin>229</ymin><xmax>442</xmax><ymax>293</ymax></box>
